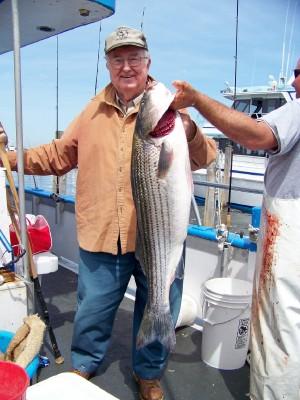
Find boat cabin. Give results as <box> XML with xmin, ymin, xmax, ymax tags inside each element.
<box><xmin>203</xmin><ymin>83</ymin><xmax>295</xmax><ymax>157</ymax></box>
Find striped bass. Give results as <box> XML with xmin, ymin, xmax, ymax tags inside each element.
<box><xmin>131</xmin><ymin>81</ymin><xmax>192</xmax><ymax>350</ymax></box>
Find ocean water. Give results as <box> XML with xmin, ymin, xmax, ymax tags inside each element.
<box><xmin>22</xmin><ymin>169</ymin><xmax>78</xmax><ymax>197</ymax></box>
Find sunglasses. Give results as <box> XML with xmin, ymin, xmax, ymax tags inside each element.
<box><xmin>294</xmin><ymin>69</ymin><xmax>300</xmax><ymax>79</ymax></box>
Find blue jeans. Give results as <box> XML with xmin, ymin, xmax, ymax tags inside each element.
<box><xmin>71</xmin><ymin>246</ymin><xmax>184</xmax><ymax>379</ymax></box>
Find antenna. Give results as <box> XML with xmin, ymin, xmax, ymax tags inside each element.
<box><xmin>55</xmin><ymin>35</ymin><xmax>60</xmax><ymax>195</ymax></box>
<box><xmin>140</xmin><ymin>7</ymin><xmax>146</xmax><ymax>31</ymax></box>
<box><xmin>56</xmin><ymin>35</ymin><xmax>59</xmax><ymax>139</ymax></box>
<box><xmin>225</xmin><ymin>0</ymin><xmax>239</xmax><ymax>228</ymax></box>
<box><xmin>233</xmin><ymin>0</ymin><xmax>239</xmax><ymax>105</ymax></box>
<box><xmin>280</xmin><ymin>0</ymin><xmax>291</xmax><ymax>81</ymax></box>
<box><xmin>94</xmin><ymin>22</ymin><xmax>102</xmax><ymax>96</ymax></box>
<box><xmin>285</xmin><ymin>0</ymin><xmax>298</xmax><ymax>79</ymax></box>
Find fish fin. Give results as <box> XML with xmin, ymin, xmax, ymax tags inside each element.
<box><xmin>157</xmin><ymin>141</ymin><xmax>174</xmax><ymax>179</ymax></box>
<box><xmin>136</xmin><ymin>307</ymin><xmax>176</xmax><ymax>351</ymax></box>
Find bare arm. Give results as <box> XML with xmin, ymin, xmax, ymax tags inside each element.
<box><xmin>171</xmin><ymin>80</ymin><xmax>278</xmax><ymax>151</ymax></box>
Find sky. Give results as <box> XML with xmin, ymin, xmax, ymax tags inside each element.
<box><xmin>0</xmin><ymin>0</ymin><xmax>299</xmax><ymax>147</ymax></box>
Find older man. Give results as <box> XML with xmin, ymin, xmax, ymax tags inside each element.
<box><xmin>171</xmin><ymin>58</ymin><xmax>300</xmax><ymax>400</ymax></box>
<box><xmin>1</xmin><ymin>27</ymin><xmax>216</xmax><ymax>399</ymax></box>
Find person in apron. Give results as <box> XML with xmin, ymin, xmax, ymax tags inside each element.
<box><xmin>170</xmin><ymin>57</ymin><xmax>300</xmax><ymax>399</ymax></box>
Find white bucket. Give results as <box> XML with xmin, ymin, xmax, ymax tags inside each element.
<box><xmin>176</xmin><ymin>294</ymin><xmax>198</xmax><ymax>328</ymax></box>
<box><xmin>201</xmin><ymin>277</ymin><xmax>252</xmax><ymax>370</ymax></box>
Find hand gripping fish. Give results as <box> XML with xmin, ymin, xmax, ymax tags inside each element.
<box><xmin>131</xmin><ymin>81</ymin><xmax>192</xmax><ymax>350</ymax></box>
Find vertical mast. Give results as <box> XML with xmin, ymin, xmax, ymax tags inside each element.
<box><xmin>11</xmin><ymin>0</ymin><xmax>34</xmax><ymax>309</ymax></box>
<box><xmin>225</xmin><ymin>0</ymin><xmax>239</xmax><ymax>226</ymax></box>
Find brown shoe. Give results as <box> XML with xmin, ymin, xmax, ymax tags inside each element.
<box><xmin>71</xmin><ymin>369</ymin><xmax>91</xmax><ymax>380</ymax></box>
<box><xmin>134</xmin><ymin>373</ymin><xmax>164</xmax><ymax>400</ymax></box>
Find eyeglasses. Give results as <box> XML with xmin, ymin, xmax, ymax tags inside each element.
<box><xmin>294</xmin><ymin>69</ymin><xmax>300</xmax><ymax>79</ymax></box>
<box><xmin>107</xmin><ymin>55</ymin><xmax>148</xmax><ymax>69</ymax></box>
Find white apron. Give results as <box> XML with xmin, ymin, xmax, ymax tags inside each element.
<box><xmin>250</xmin><ymin>194</ymin><xmax>300</xmax><ymax>399</ymax></box>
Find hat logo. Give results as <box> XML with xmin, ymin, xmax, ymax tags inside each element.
<box><xmin>116</xmin><ymin>28</ymin><xmax>129</xmax><ymax>41</ymax></box>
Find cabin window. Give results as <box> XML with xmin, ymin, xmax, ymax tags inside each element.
<box><xmin>250</xmin><ymin>99</ymin><xmax>263</xmax><ymax>118</ymax></box>
<box><xmin>233</xmin><ymin>97</ymin><xmax>286</xmax><ymax>117</ymax></box>
<box><xmin>262</xmin><ymin>98</ymin><xmax>286</xmax><ymax>113</ymax></box>
<box><xmin>224</xmin><ymin>95</ymin><xmax>286</xmax><ymax>157</ymax></box>
<box><xmin>233</xmin><ymin>99</ymin><xmax>250</xmax><ymax>113</ymax></box>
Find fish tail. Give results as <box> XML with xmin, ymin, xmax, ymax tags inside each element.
<box><xmin>136</xmin><ymin>308</ymin><xmax>176</xmax><ymax>351</ymax></box>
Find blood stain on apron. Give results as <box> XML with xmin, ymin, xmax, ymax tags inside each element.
<box><xmin>251</xmin><ymin>208</ymin><xmax>280</xmax><ymax>338</ymax></box>
<box><xmin>260</xmin><ymin>210</ymin><xmax>280</xmax><ymax>290</ymax></box>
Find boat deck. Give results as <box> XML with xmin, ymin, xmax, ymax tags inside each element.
<box><xmin>35</xmin><ymin>266</ymin><xmax>250</xmax><ymax>399</ymax></box>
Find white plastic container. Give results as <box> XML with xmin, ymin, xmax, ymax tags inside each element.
<box><xmin>176</xmin><ymin>293</ymin><xmax>198</xmax><ymax>328</ymax></box>
<box><xmin>33</xmin><ymin>251</ymin><xmax>58</xmax><ymax>275</ymax></box>
<box><xmin>0</xmin><ymin>279</ymin><xmax>27</xmax><ymax>333</ymax></box>
<box><xmin>16</xmin><ymin>251</ymin><xmax>58</xmax><ymax>277</ymax></box>
<box><xmin>26</xmin><ymin>372</ymin><xmax>120</xmax><ymax>400</ymax></box>
<box><xmin>201</xmin><ymin>277</ymin><xmax>252</xmax><ymax>370</ymax></box>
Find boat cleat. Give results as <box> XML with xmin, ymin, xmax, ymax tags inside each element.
<box><xmin>248</xmin><ymin>224</ymin><xmax>260</xmax><ymax>242</ymax></box>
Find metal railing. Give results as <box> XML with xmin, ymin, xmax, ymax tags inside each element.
<box><xmin>193</xmin><ymin>180</ymin><xmax>264</xmax><ymax>195</ymax></box>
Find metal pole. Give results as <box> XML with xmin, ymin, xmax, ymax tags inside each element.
<box><xmin>226</xmin><ymin>0</ymin><xmax>239</xmax><ymax>226</ymax></box>
<box><xmin>11</xmin><ymin>0</ymin><xmax>34</xmax><ymax>309</ymax></box>
<box><xmin>191</xmin><ymin>195</ymin><xmax>202</xmax><ymax>226</ymax></box>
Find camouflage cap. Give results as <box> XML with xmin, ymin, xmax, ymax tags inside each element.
<box><xmin>105</xmin><ymin>26</ymin><xmax>148</xmax><ymax>54</ymax></box>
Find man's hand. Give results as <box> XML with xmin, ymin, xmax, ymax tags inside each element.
<box><xmin>170</xmin><ymin>80</ymin><xmax>198</xmax><ymax>110</ymax></box>
<box><xmin>0</xmin><ymin>122</ymin><xmax>8</xmax><ymax>146</ymax></box>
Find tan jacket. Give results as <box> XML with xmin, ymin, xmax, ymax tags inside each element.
<box><xmin>7</xmin><ymin>82</ymin><xmax>217</xmax><ymax>254</ymax></box>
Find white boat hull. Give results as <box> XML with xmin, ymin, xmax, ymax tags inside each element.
<box><xmin>193</xmin><ymin>154</ymin><xmax>265</xmax><ymax>209</ymax></box>
<box><xmin>0</xmin><ymin>186</ymin><xmax>258</xmax><ymax>331</ymax></box>
<box><xmin>20</xmin><ymin>189</ymin><xmax>257</xmax><ymax>329</ymax></box>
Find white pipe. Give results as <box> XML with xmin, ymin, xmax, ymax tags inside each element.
<box><xmin>11</xmin><ymin>0</ymin><xmax>34</xmax><ymax>309</ymax></box>
<box><xmin>191</xmin><ymin>195</ymin><xmax>202</xmax><ymax>226</ymax></box>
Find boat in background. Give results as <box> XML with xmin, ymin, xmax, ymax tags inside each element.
<box><xmin>193</xmin><ymin>77</ymin><xmax>296</xmax><ymax>209</ymax></box>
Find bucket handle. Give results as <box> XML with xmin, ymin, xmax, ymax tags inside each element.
<box><xmin>202</xmin><ymin>299</ymin><xmax>250</xmax><ymax>326</ymax></box>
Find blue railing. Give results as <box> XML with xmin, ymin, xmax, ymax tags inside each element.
<box><xmin>22</xmin><ymin>186</ymin><xmax>261</xmax><ymax>252</ymax></box>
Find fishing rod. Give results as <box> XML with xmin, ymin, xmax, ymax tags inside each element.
<box><xmin>51</xmin><ymin>35</ymin><xmax>66</xmax><ymax>209</ymax></box>
<box><xmin>54</xmin><ymin>34</ymin><xmax>60</xmax><ymax>197</ymax></box>
<box><xmin>94</xmin><ymin>22</ymin><xmax>102</xmax><ymax>96</ymax></box>
<box><xmin>140</xmin><ymin>7</ymin><xmax>146</xmax><ymax>31</ymax></box>
<box><xmin>0</xmin><ymin>131</ymin><xmax>64</xmax><ymax>365</ymax></box>
<box><xmin>226</xmin><ymin>0</ymin><xmax>239</xmax><ymax>227</ymax></box>
<box><xmin>9</xmin><ymin>204</ymin><xmax>64</xmax><ymax>365</ymax></box>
